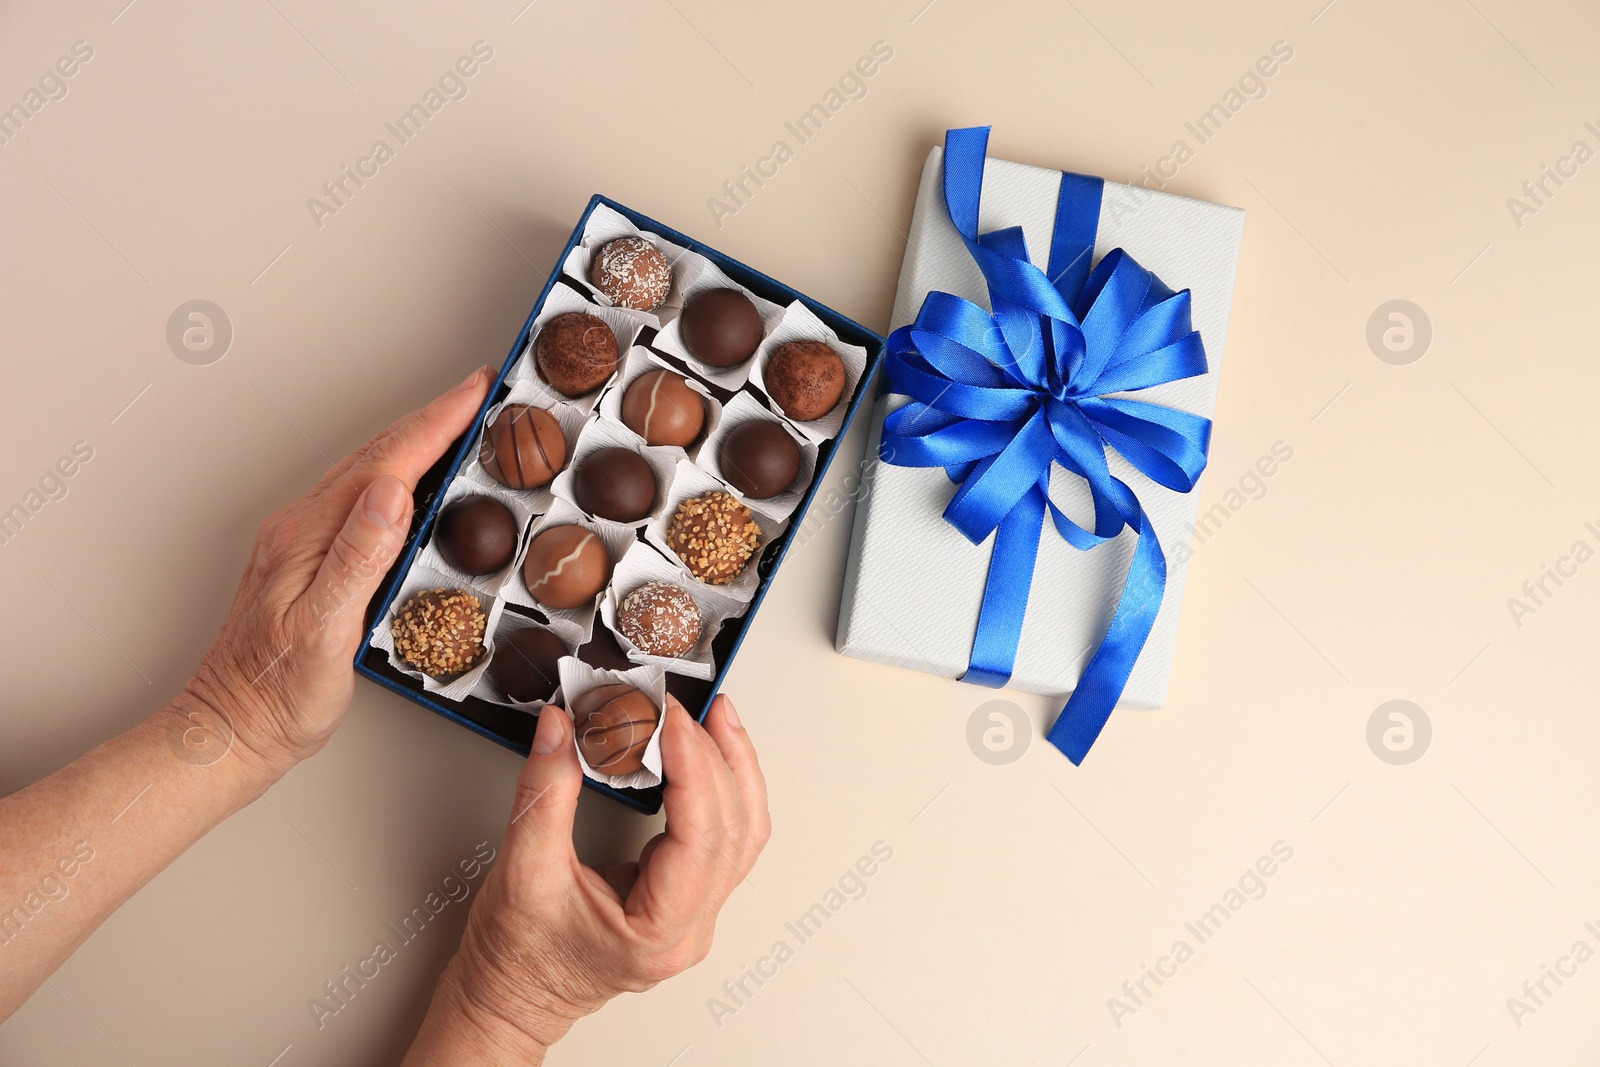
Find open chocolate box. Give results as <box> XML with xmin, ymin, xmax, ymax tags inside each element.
<box><xmin>356</xmin><ymin>196</ymin><xmax>885</xmax><ymax>814</ymax></box>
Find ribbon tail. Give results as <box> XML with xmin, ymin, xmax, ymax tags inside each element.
<box><xmin>960</xmin><ymin>488</ymin><xmax>1045</xmax><ymax>689</ymax></box>
<box><xmin>1046</xmin><ymin>510</ymin><xmax>1167</xmax><ymax>764</ymax></box>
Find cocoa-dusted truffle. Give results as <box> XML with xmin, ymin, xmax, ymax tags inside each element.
<box><xmin>719</xmin><ymin>421</ymin><xmax>800</xmax><ymax>499</ymax></box>
<box><xmin>571</xmin><ymin>683</ymin><xmax>661</xmax><ymax>775</ymax></box>
<box><xmin>590</xmin><ymin>237</ymin><xmax>671</xmax><ymax>312</ymax></box>
<box><xmin>435</xmin><ymin>495</ymin><xmax>518</xmax><ymax>575</ymax></box>
<box><xmin>487</xmin><ymin>627</ymin><xmax>567</xmax><ymax>704</ymax></box>
<box><xmin>522</xmin><ymin>525</ymin><xmax>610</xmax><ymax>610</ymax></box>
<box><xmin>391</xmin><ymin>588</ymin><xmax>486</xmax><ymax>679</ymax></box>
<box><xmin>573</xmin><ymin>447</ymin><xmax>656</xmax><ymax>523</ymax></box>
<box><xmin>617</xmin><ymin>581</ymin><xmax>702</xmax><ymax>657</ymax></box>
<box><xmin>665</xmin><ymin>490</ymin><xmax>761</xmax><ymax>585</ymax></box>
<box><xmin>680</xmin><ymin>288</ymin><xmax>762</xmax><ymax>368</ymax></box>
<box><xmin>621</xmin><ymin>369</ymin><xmax>704</xmax><ymax>447</ymax></box>
<box><xmin>535</xmin><ymin>312</ymin><xmax>619</xmax><ymax>397</ymax></box>
<box><xmin>765</xmin><ymin>340</ymin><xmax>845</xmax><ymax>422</ymax></box>
<box><xmin>480</xmin><ymin>405</ymin><xmax>566</xmax><ymax>489</ymax></box>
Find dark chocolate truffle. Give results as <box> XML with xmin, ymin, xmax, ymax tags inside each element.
<box><xmin>617</xmin><ymin>581</ymin><xmax>702</xmax><ymax>657</ymax></box>
<box><xmin>665</xmin><ymin>490</ymin><xmax>761</xmax><ymax>585</ymax></box>
<box><xmin>572</xmin><ymin>683</ymin><xmax>661</xmax><ymax>775</ymax></box>
<box><xmin>573</xmin><ymin>447</ymin><xmax>656</xmax><ymax>523</ymax></box>
<box><xmin>434</xmin><ymin>495</ymin><xmax>518</xmax><ymax>575</ymax></box>
<box><xmin>521</xmin><ymin>525</ymin><xmax>610</xmax><ymax>610</ymax></box>
<box><xmin>577</xmin><ymin>625</ymin><xmax>635</xmax><ymax>672</ymax></box>
<box><xmin>765</xmin><ymin>340</ymin><xmax>845</xmax><ymax>422</ymax></box>
<box><xmin>535</xmin><ymin>312</ymin><xmax>619</xmax><ymax>397</ymax></box>
<box><xmin>621</xmin><ymin>369</ymin><xmax>705</xmax><ymax>447</ymax></box>
<box><xmin>590</xmin><ymin>237</ymin><xmax>671</xmax><ymax>312</ymax></box>
<box><xmin>391</xmin><ymin>588</ymin><xmax>486</xmax><ymax>679</ymax></box>
<box><xmin>488</xmin><ymin>627</ymin><xmax>567</xmax><ymax>704</ymax></box>
<box><xmin>719</xmin><ymin>421</ymin><xmax>800</xmax><ymax>500</ymax></box>
<box><xmin>680</xmin><ymin>288</ymin><xmax>762</xmax><ymax>368</ymax></box>
<box><xmin>480</xmin><ymin>405</ymin><xmax>566</xmax><ymax>489</ymax></box>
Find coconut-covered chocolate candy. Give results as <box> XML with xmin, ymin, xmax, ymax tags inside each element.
<box><xmin>617</xmin><ymin>581</ymin><xmax>701</xmax><ymax>657</ymax></box>
<box><xmin>590</xmin><ymin>237</ymin><xmax>671</xmax><ymax>312</ymax></box>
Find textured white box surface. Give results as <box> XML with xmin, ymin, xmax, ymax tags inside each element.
<box><xmin>837</xmin><ymin>146</ymin><xmax>1246</xmax><ymax>708</ymax></box>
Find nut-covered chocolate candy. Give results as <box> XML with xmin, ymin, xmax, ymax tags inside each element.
<box><xmin>617</xmin><ymin>581</ymin><xmax>702</xmax><ymax>657</ymax></box>
<box><xmin>573</xmin><ymin>447</ymin><xmax>656</xmax><ymax>523</ymax></box>
<box><xmin>535</xmin><ymin>312</ymin><xmax>619</xmax><ymax>397</ymax></box>
<box><xmin>571</xmin><ymin>683</ymin><xmax>661</xmax><ymax>775</ymax></box>
<box><xmin>390</xmin><ymin>588</ymin><xmax>486</xmax><ymax>679</ymax></box>
<box><xmin>434</xmin><ymin>495</ymin><xmax>518</xmax><ymax>576</ymax></box>
<box><xmin>765</xmin><ymin>340</ymin><xmax>845</xmax><ymax>422</ymax></box>
<box><xmin>680</xmin><ymin>288</ymin><xmax>762</xmax><ymax>368</ymax></box>
<box><xmin>521</xmin><ymin>525</ymin><xmax>610</xmax><ymax>609</ymax></box>
<box><xmin>621</xmin><ymin>369</ymin><xmax>704</xmax><ymax>448</ymax></box>
<box><xmin>589</xmin><ymin>237</ymin><xmax>671</xmax><ymax>312</ymax></box>
<box><xmin>665</xmin><ymin>490</ymin><xmax>760</xmax><ymax>585</ymax></box>
<box><xmin>480</xmin><ymin>405</ymin><xmax>566</xmax><ymax>489</ymax></box>
<box><xmin>718</xmin><ymin>420</ymin><xmax>800</xmax><ymax>499</ymax></box>
<box><xmin>487</xmin><ymin>627</ymin><xmax>567</xmax><ymax>704</ymax></box>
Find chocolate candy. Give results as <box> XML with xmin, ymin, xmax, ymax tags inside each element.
<box><xmin>665</xmin><ymin>490</ymin><xmax>760</xmax><ymax>585</ymax></box>
<box><xmin>480</xmin><ymin>405</ymin><xmax>566</xmax><ymax>489</ymax></box>
<box><xmin>621</xmin><ymin>369</ymin><xmax>704</xmax><ymax>448</ymax></box>
<box><xmin>573</xmin><ymin>447</ymin><xmax>656</xmax><ymax>523</ymax></box>
<box><xmin>571</xmin><ymin>683</ymin><xmax>660</xmax><ymax>775</ymax></box>
<box><xmin>719</xmin><ymin>420</ymin><xmax>800</xmax><ymax>499</ymax></box>
<box><xmin>535</xmin><ymin>312</ymin><xmax>619</xmax><ymax>397</ymax></box>
<box><xmin>680</xmin><ymin>288</ymin><xmax>762</xmax><ymax>368</ymax></box>
<box><xmin>487</xmin><ymin>627</ymin><xmax>567</xmax><ymax>704</ymax></box>
<box><xmin>765</xmin><ymin>340</ymin><xmax>845</xmax><ymax>421</ymax></box>
<box><xmin>521</xmin><ymin>525</ymin><xmax>610</xmax><ymax>609</ymax></box>
<box><xmin>617</xmin><ymin>581</ymin><xmax>701</xmax><ymax>657</ymax></box>
<box><xmin>391</xmin><ymin>588</ymin><xmax>486</xmax><ymax>679</ymax></box>
<box><xmin>434</xmin><ymin>495</ymin><xmax>518</xmax><ymax>575</ymax></box>
<box><xmin>590</xmin><ymin>237</ymin><xmax>671</xmax><ymax>312</ymax></box>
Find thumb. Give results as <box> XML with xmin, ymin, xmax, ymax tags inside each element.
<box><xmin>297</xmin><ymin>475</ymin><xmax>412</xmax><ymax>647</ymax></box>
<box><xmin>504</xmin><ymin>706</ymin><xmax>583</xmax><ymax>870</ymax></box>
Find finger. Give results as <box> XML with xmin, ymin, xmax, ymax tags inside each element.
<box><xmin>626</xmin><ymin>699</ymin><xmax>724</xmax><ymax>921</ymax></box>
<box><xmin>503</xmin><ymin>707</ymin><xmax>583</xmax><ymax>877</ymax></box>
<box><xmin>294</xmin><ymin>475</ymin><xmax>412</xmax><ymax>645</ymax></box>
<box><xmin>701</xmin><ymin>695</ymin><xmax>771</xmax><ymax>856</ymax></box>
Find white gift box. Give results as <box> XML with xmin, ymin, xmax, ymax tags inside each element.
<box><xmin>836</xmin><ymin>146</ymin><xmax>1245</xmax><ymax>709</ymax></box>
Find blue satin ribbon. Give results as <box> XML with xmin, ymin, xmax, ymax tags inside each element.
<box><xmin>880</xmin><ymin>126</ymin><xmax>1211</xmax><ymax>764</ymax></box>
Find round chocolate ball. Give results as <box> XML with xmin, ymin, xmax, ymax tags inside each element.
<box><xmin>665</xmin><ymin>491</ymin><xmax>760</xmax><ymax>585</ymax></box>
<box><xmin>617</xmin><ymin>581</ymin><xmax>702</xmax><ymax>657</ymax></box>
<box><xmin>521</xmin><ymin>525</ymin><xmax>611</xmax><ymax>610</ymax></box>
<box><xmin>621</xmin><ymin>369</ymin><xmax>705</xmax><ymax>448</ymax></box>
<box><xmin>680</xmin><ymin>288</ymin><xmax>762</xmax><ymax>368</ymax></box>
<box><xmin>434</xmin><ymin>495</ymin><xmax>518</xmax><ymax>576</ymax></box>
<box><xmin>390</xmin><ymin>588</ymin><xmax>486</xmax><ymax>679</ymax></box>
<box><xmin>488</xmin><ymin>627</ymin><xmax>567</xmax><ymax>704</ymax></box>
<box><xmin>765</xmin><ymin>340</ymin><xmax>845</xmax><ymax>422</ymax></box>
<box><xmin>480</xmin><ymin>404</ymin><xmax>566</xmax><ymax>489</ymax></box>
<box><xmin>719</xmin><ymin>420</ymin><xmax>800</xmax><ymax>499</ymax></box>
<box><xmin>535</xmin><ymin>311</ymin><xmax>619</xmax><ymax>397</ymax></box>
<box><xmin>573</xmin><ymin>447</ymin><xmax>656</xmax><ymax>523</ymax></box>
<box><xmin>572</xmin><ymin>683</ymin><xmax>661</xmax><ymax>775</ymax></box>
<box><xmin>590</xmin><ymin>237</ymin><xmax>672</xmax><ymax>312</ymax></box>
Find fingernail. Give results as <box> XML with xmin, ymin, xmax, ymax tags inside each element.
<box><xmin>532</xmin><ymin>707</ymin><xmax>567</xmax><ymax>754</ymax></box>
<box><xmin>363</xmin><ymin>476</ymin><xmax>408</xmax><ymax>529</ymax></box>
<box><xmin>721</xmin><ymin>698</ymin><xmax>741</xmax><ymax>729</ymax></box>
<box><xmin>449</xmin><ymin>366</ymin><xmax>483</xmax><ymax>394</ymax></box>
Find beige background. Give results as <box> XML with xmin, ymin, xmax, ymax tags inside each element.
<box><xmin>2</xmin><ymin>0</ymin><xmax>1597</xmax><ymax>1063</ymax></box>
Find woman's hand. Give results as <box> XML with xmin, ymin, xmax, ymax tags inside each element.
<box><xmin>404</xmin><ymin>693</ymin><xmax>770</xmax><ymax>1063</ymax></box>
<box><xmin>179</xmin><ymin>365</ymin><xmax>494</xmax><ymax>781</ymax></box>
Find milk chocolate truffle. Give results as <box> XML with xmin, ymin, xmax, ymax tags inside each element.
<box><xmin>535</xmin><ymin>312</ymin><xmax>619</xmax><ymax>397</ymax></box>
<box><xmin>521</xmin><ymin>525</ymin><xmax>610</xmax><ymax>610</ymax></box>
<box><xmin>480</xmin><ymin>404</ymin><xmax>566</xmax><ymax>489</ymax></box>
<box><xmin>621</xmin><ymin>369</ymin><xmax>704</xmax><ymax>447</ymax></box>
<box><xmin>573</xmin><ymin>447</ymin><xmax>656</xmax><ymax>523</ymax></box>
<box><xmin>665</xmin><ymin>490</ymin><xmax>761</xmax><ymax>585</ymax></box>
<box><xmin>765</xmin><ymin>340</ymin><xmax>845</xmax><ymax>422</ymax></box>
<box><xmin>572</xmin><ymin>683</ymin><xmax>661</xmax><ymax>775</ymax></box>
<box><xmin>680</xmin><ymin>288</ymin><xmax>762</xmax><ymax>368</ymax></box>
<box><xmin>617</xmin><ymin>581</ymin><xmax>702</xmax><ymax>657</ymax></box>
<box><xmin>487</xmin><ymin>627</ymin><xmax>567</xmax><ymax>704</ymax></box>
<box><xmin>719</xmin><ymin>421</ymin><xmax>800</xmax><ymax>499</ymax></box>
<box><xmin>435</xmin><ymin>495</ymin><xmax>518</xmax><ymax>576</ymax></box>
<box><xmin>390</xmin><ymin>588</ymin><xmax>486</xmax><ymax>679</ymax></box>
<box><xmin>590</xmin><ymin>237</ymin><xmax>671</xmax><ymax>312</ymax></box>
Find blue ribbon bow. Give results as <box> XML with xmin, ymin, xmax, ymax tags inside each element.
<box><xmin>880</xmin><ymin>126</ymin><xmax>1211</xmax><ymax>764</ymax></box>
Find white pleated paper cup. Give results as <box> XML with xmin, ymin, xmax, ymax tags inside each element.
<box><xmin>561</xmin><ymin>203</ymin><xmax>696</xmax><ymax>326</ymax></box>
<box><xmin>746</xmin><ymin>299</ymin><xmax>869</xmax><ymax>443</ymax></box>
<box><xmin>368</xmin><ymin>566</ymin><xmax>502</xmax><ymax>701</ymax></box>
<box><xmin>556</xmin><ymin>656</ymin><xmax>667</xmax><ymax>789</ymax></box>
